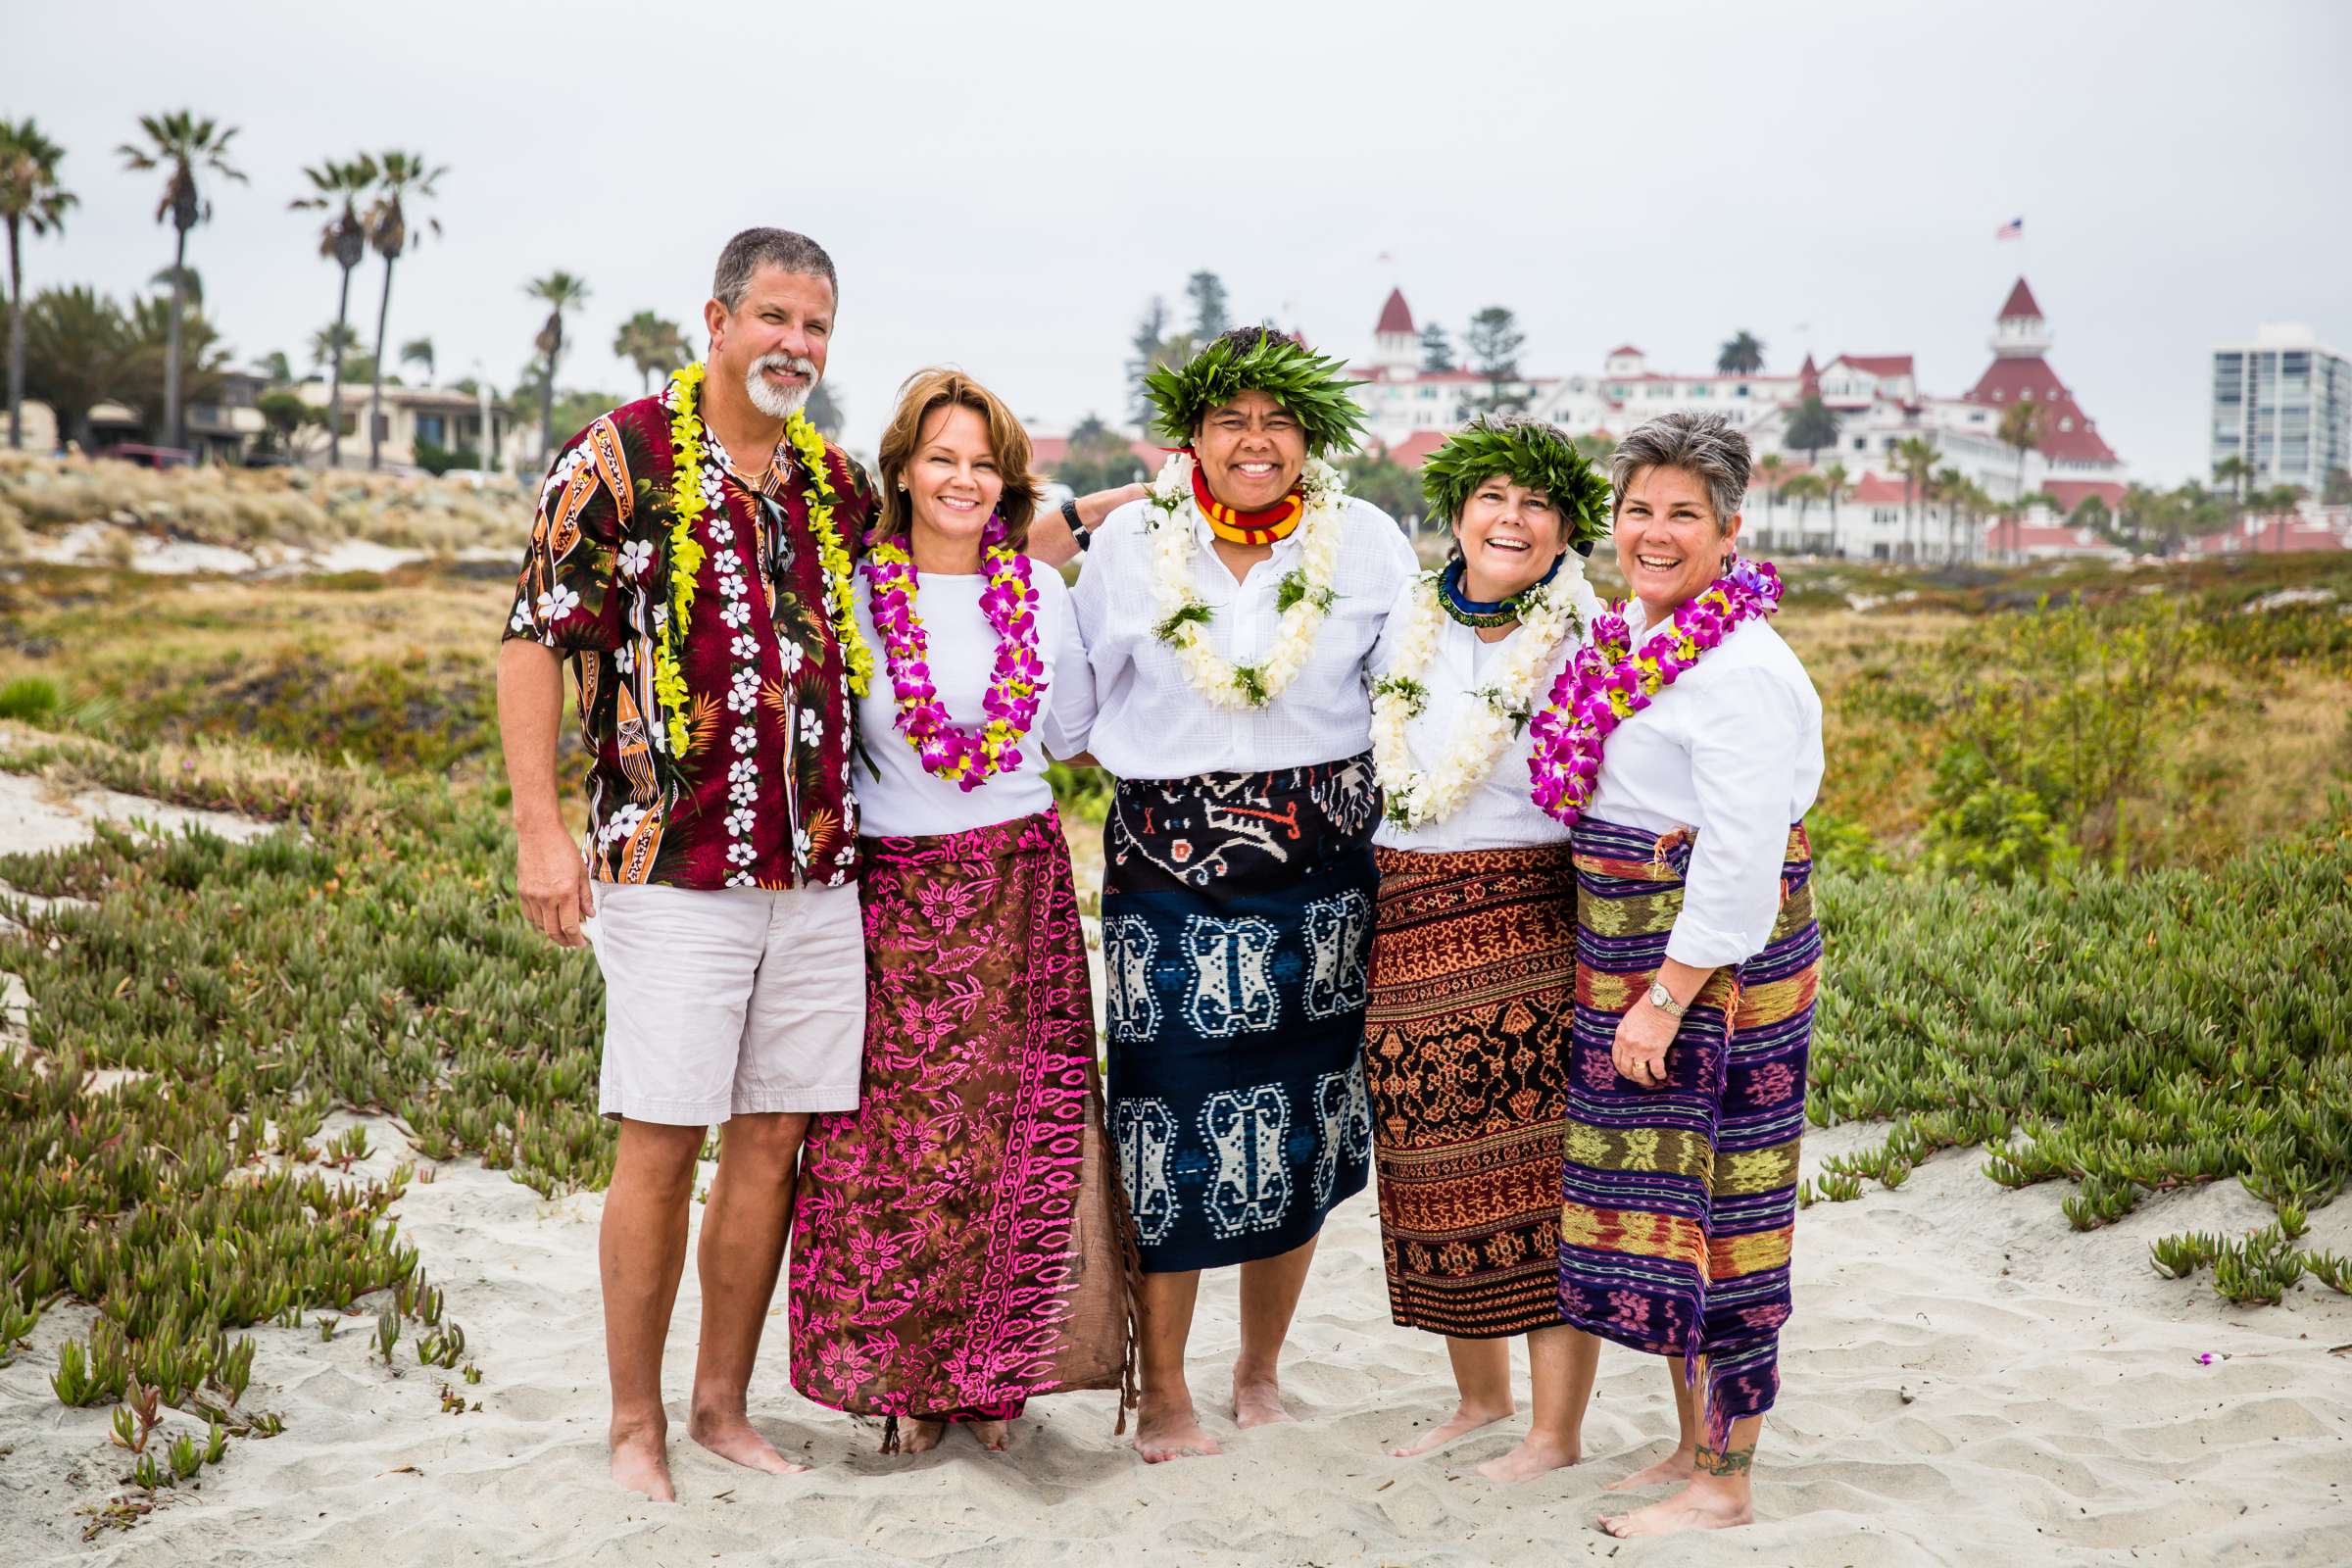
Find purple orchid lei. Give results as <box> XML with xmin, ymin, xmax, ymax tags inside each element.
<box><xmin>862</xmin><ymin>513</ymin><xmax>1047</xmax><ymax>792</ymax></box>
<box><xmin>1526</xmin><ymin>557</ymin><xmax>1786</xmax><ymax>826</ymax></box>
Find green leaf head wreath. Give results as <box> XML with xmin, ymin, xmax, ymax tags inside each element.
<box><xmin>1144</xmin><ymin>326</ymin><xmax>1369</xmax><ymax>458</ymax></box>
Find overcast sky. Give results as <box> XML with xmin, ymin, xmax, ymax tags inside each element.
<box><xmin>10</xmin><ymin>0</ymin><xmax>2346</xmax><ymax>483</ymax></box>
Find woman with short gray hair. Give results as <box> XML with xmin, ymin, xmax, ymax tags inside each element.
<box><xmin>1518</xmin><ymin>411</ymin><xmax>1825</xmax><ymax>1536</ymax></box>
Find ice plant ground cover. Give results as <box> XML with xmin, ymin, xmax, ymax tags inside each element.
<box><xmin>0</xmin><ymin>547</ymin><xmax>2345</xmax><ymax>1534</ymax></box>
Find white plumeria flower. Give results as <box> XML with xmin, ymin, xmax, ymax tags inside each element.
<box><xmin>731</xmin><ymin>634</ymin><xmax>760</xmax><ymax>661</ymax></box>
<box><xmin>730</xmin><ymin>780</ymin><xmax>758</xmax><ymax>806</ymax></box>
<box><xmin>799</xmin><ymin>710</ymin><xmax>823</xmax><ymax>748</ymax></box>
<box><xmin>795</xmin><ymin>827</ymin><xmax>813</xmax><ymax>862</ymax></box>
<box><xmin>614</xmin><ymin>643</ymin><xmax>635</xmax><ymax>673</ymax></box>
<box><xmin>721</xmin><ymin>602</ymin><xmax>752</xmax><ymax>629</ymax></box>
<box><xmin>727</xmin><ymin>843</ymin><xmax>757</xmax><ymax>867</ymax></box>
<box><xmin>618</xmin><ymin>540</ymin><xmax>654</xmax><ymax>578</ymax></box>
<box><xmin>725</xmin><ymin>808</ymin><xmax>756</xmax><ymax>837</ymax></box>
<box><xmin>509</xmin><ymin>596</ymin><xmax>532</xmax><ymax>634</ymax></box>
<box><xmin>731</xmin><ymin>726</ymin><xmax>759</xmax><ymax>754</ymax></box>
<box><xmin>727</xmin><ymin>688</ymin><xmax>756</xmax><ymax>715</ymax></box>
<box><xmin>725</xmin><ymin>871</ymin><xmax>756</xmax><ymax>888</ymax></box>
<box><xmin>728</xmin><ymin>759</ymin><xmax>758</xmax><ymax>784</ymax></box>
<box><xmin>777</xmin><ymin>641</ymin><xmax>806</xmax><ymax>677</ymax></box>
<box><xmin>709</xmin><ymin>519</ymin><xmax>736</xmax><ymax>547</ymax></box>
<box><xmin>536</xmin><ymin>584</ymin><xmax>581</xmax><ymax>622</ymax></box>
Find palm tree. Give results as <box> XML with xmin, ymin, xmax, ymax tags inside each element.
<box><xmin>2211</xmin><ymin>454</ymin><xmax>2252</xmax><ymax>511</ymax></box>
<box><xmin>524</xmin><ymin>270</ymin><xmax>591</xmax><ymax>460</ymax></box>
<box><xmin>116</xmin><ymin>111</ymin><xmax>244</xmax><ymax>453</ymax></box>
<box><xmin>613</xmin><ymin>310</ymin><xmax>691</xmax><ymax>395</ymax></box>
<box><xmin>1755</xmin><ymin>453</ymin><xmax>1785</xmax><ymax>549</ymax></box>
<box><xmin>361</xmin><ymin>151</ymin><xmax>446</xmax><ymax>469</ymax></box>
<box><xmin>1892</xmin><ymin>437</ymin><xmax>1941</xmax><ymax>564</ymax></box>
<box><xmin>2261</xmin><ymin>483</ymin><xmax>2306</xmax><ymax>554</ymax></box>
<box><xmin>311</xmin><ymin>321</ymin><xmax>362</xmax><ymax>372</ymax></box>
<box><xmin>291</xmin><ymin>153</ymin><xmax>377</xmax><ymax>467</ymax></box>
<box><xmin>1716</xmin><ymin>330</ymin><xmax>1764</xmax><ymax>376</ymax></box>
<box><xmin>1933</xmin><ymin>466</ymin><xmax>1966</xmax><ymax>563</ymax></box>
<box><xmin>1781</xmin><ymin>472</ymin><xmax>1826</xmax><ymax>552</ymax></box>
<box><xmin>1821</xmin><ymin>463</ymin><xmax>1849</xmax><ymax>560</ymax></box>
<box><xmin>1</xmin><ymin>119</ymin><xmax>75</xmax><ymax>452</ymax></box>
<box><xmin>21</xmin><ymin>285</ymin><xmax>127</xmax><ymax>451</ymax></box>
<box><xmin>1994</xmin><ymin>399</ymin><xmax>2049</xmax><ymax>563</ymax></box>
<box><xmin>401</xmin><ymin>336</ymin><xmax>435</xmax><ymax>383</ymax></box>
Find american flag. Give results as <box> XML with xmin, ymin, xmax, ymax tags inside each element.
<box><xmin>1994</xmin><ymin>217</ymin><xmax>2025</xmax><ymax>240</ymax></box>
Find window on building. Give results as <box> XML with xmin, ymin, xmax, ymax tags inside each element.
<box><xmin>417</xmin><ymin>415</ymin><xmax>446</xmax><ymax>446</ymax></box>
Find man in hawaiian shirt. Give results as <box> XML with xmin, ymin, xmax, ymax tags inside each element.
<box><xmin>497</xmin><ymin>227</ymin><xmax>874</xmax><ymax>1500</ymax></box>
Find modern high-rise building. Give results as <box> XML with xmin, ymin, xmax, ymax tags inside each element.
<box><xmin>2211</xmin><ymin>324</ymin><xmax>2351</xmax><ymax>494</ymax></box>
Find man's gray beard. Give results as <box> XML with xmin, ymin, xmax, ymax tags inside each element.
<box><xmin>745</xmin><ymin>358</ymin><xmax>814</xmax><ymax>420</ymax></box>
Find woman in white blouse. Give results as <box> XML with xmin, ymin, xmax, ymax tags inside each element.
<box><xmin>787</xmin><ymin>369</ymin><xmax>1133</xmax><ymax>1456</ymax></box>
<box><xmin>1054</xmin><ymin>327</ymin><xmax>1418</xmax><ymax>1463</ymax></box>
<box><xmin>1538</xmin><ymin>412</ymin><xmax>1825</xmax><ymax>1540</ymax></box>
<box><xmin>1356</xmin><ymin>416</ymin><xmax>1611</xmax><ymax>1478</ymax></box>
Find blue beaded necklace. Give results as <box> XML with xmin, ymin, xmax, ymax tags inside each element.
<box><xmin>1439</xmin><ymin>554</ymin><xmax>1562</xmax><ymax>629</ymax></box>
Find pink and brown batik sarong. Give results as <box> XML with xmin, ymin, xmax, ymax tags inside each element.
<box><xmin>787</xmin><ymin>808</ymin><xmax>1135</xmax><ymax>1441</ymax></box>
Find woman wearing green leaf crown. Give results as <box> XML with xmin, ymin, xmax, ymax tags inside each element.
<box><xmin>1053</xmin><ymin>325</ymin><xmax>1418</xmax><ymax>1462</ymax></box>
<box><xmin>1358</xmin><ymin>416</ymin><xmax>1612</xmax><ymax>1473</ymax></box>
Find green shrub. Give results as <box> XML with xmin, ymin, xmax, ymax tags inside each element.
<box><xmin>0</xmin><ymin>675</ymin><xmax>61</xmax><ymax>722</ymax></box>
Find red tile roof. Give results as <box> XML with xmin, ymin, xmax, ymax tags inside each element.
<box><xmin>1978</xmin><ymin>518</ymin><xmax>2119</xmax><ymax>554</ymax></box>
<box><xmin>2042</xmin><ymin>479</ymin><xmax>2127</xmax><ymax>514</ymax></box>
<box><xmin>1378</xmin><ymin>430</ymin><xmax>1450</xmax><ymax>469</ymax></box>
<box><xmin>1029</xmin><ymin>434</ymin><xmax>1168</xmax><ymax>477</ymax></box>
<box><xmin>1844</xmin><ymin>474</ymin><xmax>1909</xmax><ymax>506</ymax></box>
<box><xmin>1998</xmin><ymin>277</ymin><xmax>2043</xmax><ymax>321</ymax></box>
<box><xmin>1835</xmin><ymin>354</ymin><xmax>1916</xmax><ymax>379</ymax></box>
<box><xmin>1376</xmin><ymin>288</ymin><xmax>1415</xmax><ymax>336</ymax></box>
<box><xmin>1961</xmin><ymin>359</ymin><xmax>2119</xmax><ymax>462</ymax></box>
<box><xmin>1608</xmin><ymin>344</ymin><xmax>1643</xmax><ymax>357</ymax></box>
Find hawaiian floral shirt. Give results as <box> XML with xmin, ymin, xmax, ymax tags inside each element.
<box><xmin>503</xmin><ymin>389</ymin><xmax>877</xmax><ymax>890</ymax></box>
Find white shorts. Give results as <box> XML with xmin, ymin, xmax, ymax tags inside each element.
<box><xmin>586</xmin><ymin>880</ymin><xmax>865</xmax><ymax>1124</ymax></box>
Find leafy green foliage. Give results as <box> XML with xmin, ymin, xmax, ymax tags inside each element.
<box><xmin>1143</xmin><ymin>327</ymin><xmax>1367</xmax><ymax>458</ymax></box>
<box><xmin>1418</xmin><ymin>415</ymin><xmax>1611</xmax><ymax>549</ymax></box>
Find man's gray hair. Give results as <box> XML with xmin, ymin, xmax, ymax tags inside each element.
<box><xmin>711</xmin><ymin>228</ymin><xmax>838</xmax><ymax>311</ymax></box>
<box><xmin>1609</xmin><ymin>411</ymin><xmax>1750</xmax><ymax>531</ymax></box>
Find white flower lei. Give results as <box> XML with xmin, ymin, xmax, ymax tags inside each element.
<box><xmin>1144</xmin><ymin>450</ymin><xmax>1348</xmax><ymax>709</ymax></box>
<box><xmin>1369</xmin><ymin>557</ymin><xmax>1602</xmax><ymax>829</ymax></box>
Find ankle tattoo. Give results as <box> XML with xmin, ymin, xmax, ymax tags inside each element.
<box><xmin>1694</xmin><ymin>1444</ymin><xmax>1753</xmax><ymax>1476</ymax></box>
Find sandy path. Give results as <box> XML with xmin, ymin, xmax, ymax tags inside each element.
<box><xmin>0</xmin><ymin>1115</ymin><xmax>2345</xmax><ymax>1568</ymax></box>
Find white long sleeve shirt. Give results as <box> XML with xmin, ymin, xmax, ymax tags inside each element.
<box><xmin>1583</xmin><ymin>606</ymin><xmax>1824</xmax><ymax>969</ymax></box>
<box><xmin>850</xmin><ymin>565</ymin><xmax>1086</xmax><ymax>837</ymax></box>
<box><xmin>1057</xmin><ymin>495</ymin><xmax>1419</xmax><ymax>779</ymax></box>
<box><xmin>1370</xmin><ymin>598</ymin><xmax>1579</xmax><ymax>854</ymax></box>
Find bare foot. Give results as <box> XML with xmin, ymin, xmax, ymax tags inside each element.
<box><xmin>1231</xmin><ymin>1373</ymin><xmax>1293</xmax><ymax>1429</ymax></box>
<box><xmin>688</xmin><ymin>1409</ymin><xmax>811</xmax><ymax>1475</ymax></box>
<box><xmin>969</xmin><ymin>1418</ymin><xmax>1010</xmax><ymax>1451</ymax></box>
<box><xmin>1605</xmin><ymin>1446</ymin><xmax>1696</xmax><ymax>1492</ymax></box>
<box><xmin>1389</xmin><ymin>1401</ymin><xmax>1514</xmax><ymax>1458</ymax></box>
<box><xmin>1598</xmin><ymin>1480</ymin><xmax>1753</xmax><ymax>1538</ymax></box>
<box><xmin>609</xmin><ymin>1423</ymin><xmax>677</xmax><ymax>1502</ymax></box>
<box><xmin>900</xmin><ymin>1419</ymin><xmax>947</xmax><ymax>1455</ymax></box>
<box><xmin>1478</xmin><ymin>1429</ymin><xmax>1582</xmax><ymax>1483</ymax></box>
<box><xmin>1134</xmin><ymin>1392</ymin><xmax>1223</xmax><ymax>1463</ymax></box>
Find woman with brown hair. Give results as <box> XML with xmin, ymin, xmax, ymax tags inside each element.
<box><xmin>786</xmin><ymin>368</ymin><xmax>1133</xmax><ymax>1455</ymax></box>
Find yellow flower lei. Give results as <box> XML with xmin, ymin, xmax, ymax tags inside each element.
<box><xmin>657</xmin><ymin>364</ymin><xmax>871</xmax><ymax>758</ymax></box>
<box><xmin>783</xmin><ymin>412</ymin><xmax>873</xmax><ymax>699</ymax></box>
<box><xmin>659</xmin><ymin>365</ymin><xmax>712</xmax><ymax>756</ymax></box>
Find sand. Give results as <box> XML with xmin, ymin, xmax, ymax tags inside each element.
<box><xmin>0</xmin><ymin>789</ymin><xmax>2347</xmax><ymax>1565</ymax></box>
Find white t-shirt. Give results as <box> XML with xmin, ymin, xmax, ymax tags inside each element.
<box><xmin>850</xmin><ymin>564</ymin><xmax>1085</xmax><ymax>838</ymax></box>
<box><xmin>1058</xmin><ymin>495</ymin><xmax>1420</xmax><ymax>778</ymax></box>
<box><xmin>1370</xmin><ymin>594</ymin><xmax>1579</xmax><ymax>854</ymax></box>
<box><xmin>1583</xmin><ymin>608</ymin><xmax>1825</xmax><ymax>969</ymax></box>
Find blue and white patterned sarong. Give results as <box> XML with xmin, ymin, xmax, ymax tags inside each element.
<box><xmin>1102</xmin><ymin>754</ymin><xmax>1380</xmax><ymax>1273</ymax></box>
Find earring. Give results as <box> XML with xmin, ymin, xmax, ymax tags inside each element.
<box><xmin>1720</xmin><ymin>550</ymin><xmax>1735</xmax><ymax>576</ymax></box>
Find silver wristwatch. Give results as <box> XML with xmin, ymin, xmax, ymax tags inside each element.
<box><xmin>1645</xmin><ymin>979</ymin><xmax>1688</xmax><ymax>1018</ymax></box>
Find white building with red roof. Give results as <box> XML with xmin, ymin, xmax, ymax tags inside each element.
<box><xmin>1349</xmin><ymin>278</ymin><xmax>2132</xmax><ymax>561</ymax></box>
